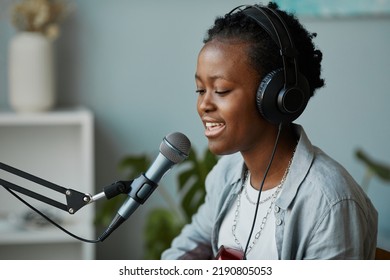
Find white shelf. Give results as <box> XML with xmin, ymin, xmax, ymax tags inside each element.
<box><xmin>0</xmin><ymin>108</ymin><xmax>95</xmax><ymax>259</ymax></box>
<box><xmin>0</xmin><ymin>224</ymin><xmax>90</xmax><ymax>244</ymax></box>
<box><xmin>0</xmin><ymin>107</ymin><xmax>92</xmax><ymax>126</ymax></box>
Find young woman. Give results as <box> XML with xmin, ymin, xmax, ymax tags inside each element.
<box><xmin>162</xmin><ymin>2</ymin><xmax>377</xmax><ymax>260</ymax></box>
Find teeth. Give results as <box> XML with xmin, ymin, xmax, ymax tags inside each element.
<box><xmin>205</xmin><ymin>122</ymin><xmax>223</xmax><ymax>128</ymax></box>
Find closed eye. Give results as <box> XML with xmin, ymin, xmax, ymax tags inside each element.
<box><xmin>196</xmin><ymin>89</ymin><xmax>206</xmax><ymax>95</ymax></box>
<box><xmin>215</xmin><ymin>90</ymin><xmax>231</xmax><ymax>95</ymax></box>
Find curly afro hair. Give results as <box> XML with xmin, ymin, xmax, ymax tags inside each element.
<box><xmin>203</xmin><ymin>2</ymin><xmax>325</xmax><ymax>97</ymax></box>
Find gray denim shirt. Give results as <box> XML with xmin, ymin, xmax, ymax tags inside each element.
<box><xmin>162</xmin><ymin>125</ymin><xmax>378</xmax><ymax>259</ymax></box>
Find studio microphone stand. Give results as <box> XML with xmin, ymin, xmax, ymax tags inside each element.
<box><xmin>0</xmin><ymin>161</ymin><xmax>131</xmax><ymax>242</ymax></box>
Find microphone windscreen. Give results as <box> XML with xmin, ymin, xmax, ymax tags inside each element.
<box><xmin>160</xmin><ymin>132</ymin><xmax>191</xmax><ymax>163</ymax></box>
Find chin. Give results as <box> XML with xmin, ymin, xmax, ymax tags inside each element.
<box><xmin>207</xmin><ymin>142</ymin><xmax>237</xmax><ymax>156</ymax></box>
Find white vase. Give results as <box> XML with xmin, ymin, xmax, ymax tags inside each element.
<box><xmin>8</xmin><ymin>32</ymin><xmax>56</xmax><ymax>112</ymax></box>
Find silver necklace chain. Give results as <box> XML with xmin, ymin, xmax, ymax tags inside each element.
<box><xmin>232</xmin><ymin>151</ymin><xmax>295</xmax><ymax>255</ymax></box>
<box><xmin>244</xmin><ymin>176</ymin><xmax>278</xmax><ymax>205</ymax></box>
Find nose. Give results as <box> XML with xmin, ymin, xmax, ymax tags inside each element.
<box><xmin>197</xmin><ymin>91</ymin><xmax>215</xmax><ymax>114</ymax></box>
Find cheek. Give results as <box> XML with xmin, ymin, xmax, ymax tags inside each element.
<box><xmin>236</xmin><ymin>99</ymin><xmax>261</xmax><ymax>122</ymax></box>
<box><xmin>196</xmin><ymin>97</ymin><xmax>204</xmax><ymax>118</ymax></box>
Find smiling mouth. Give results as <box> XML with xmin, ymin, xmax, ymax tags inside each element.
<box><xmin>206</xmin><ymin>122</ymin><xmax>224</xmax><ymax>129</ymax></box>
<box><xmin>205</xmin><ymin>122</ymin><xmax>225</xmax><ymax>137</ymax></box>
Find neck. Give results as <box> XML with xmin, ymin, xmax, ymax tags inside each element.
<box><xmin>242</xmin><ymin>124</ymin><xmax>297</xmax><ymax>191</ymax></box>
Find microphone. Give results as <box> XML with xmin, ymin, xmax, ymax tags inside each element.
<box><xmin>99</xmin><ymin>132</ymin><xmax>191</xmax><ymax>241</ymax></box>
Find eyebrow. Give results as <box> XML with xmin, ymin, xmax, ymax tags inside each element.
<box><xmin>194</xmin><ymin>73</ymin><xmax>230</xmax><ymax>82</ymax></box>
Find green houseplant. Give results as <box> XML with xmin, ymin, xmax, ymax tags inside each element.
<box><xmin>355</xmin><ymin>148</ymin><xmax>390</xmax><ymax>191</ymax></box>
<box><xmin>95</xmin><ymin>147</ymin><xmax>218</xmax><ymax>259</ymax></box>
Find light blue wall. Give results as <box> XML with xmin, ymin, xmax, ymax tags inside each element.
<box><xmin>1</xmin><ymin>1</ymin><xmax>389</xmax><ymax>259</ymax></box>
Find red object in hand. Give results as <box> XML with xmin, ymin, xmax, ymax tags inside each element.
<box><xmin>215</xmin><ymin>246</ymin><xmax>244</xmax><ymax>260</ymax></box>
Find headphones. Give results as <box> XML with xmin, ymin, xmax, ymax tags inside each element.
<box><xmin>229</xmin><ymin>5</ymin><xmax>310</xmax><ymax>124</ymax></box>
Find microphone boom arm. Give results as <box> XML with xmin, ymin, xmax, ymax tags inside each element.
<box><xmin>0</xmin><ymin>161</ymin><xmax>94</xmax><ymax>214</ymax></box>
<box><xmin>0</xmin><ymin>161</ymin><xmax>131</xmax><ymax>215</ymax></box>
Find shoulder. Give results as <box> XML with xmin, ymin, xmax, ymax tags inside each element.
<box><xmin>287</xmin><ymin>125</ymin><xmax>373</xmax><ymax>213</ymax></box>
<box><xmin>291</xmin><ymin>125</ymin><xmax>366</xmax><ymax>204</ymax></box>
<box><xmin>308</xmin><ymin>147</ymin><xmax>363</xmax><ymax>202</ymax></box>
<box><xmin>297</xmin><ymin>144</ymin><xmax>376</xmax><ymax>225</ymax></box>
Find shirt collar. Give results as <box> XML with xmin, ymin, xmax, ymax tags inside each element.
<box><xmin>277</xmin><ymin>124</ymin><xmax>315</xmax><ymax>209</ymax></box>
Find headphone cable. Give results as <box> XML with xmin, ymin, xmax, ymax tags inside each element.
<box><xmin>243</xmin><ymin>122</ymin><xmax>283</xmax><ymax>259</ymax></box>
<box><xmin>2</xmin><ymin>184</ymin><xmax>101</xmax><ymax>243</ymax></box>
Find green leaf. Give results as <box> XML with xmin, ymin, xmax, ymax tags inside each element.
<box><xmin>181</xmin><ymin>180</ymin><xmax>201</xmax><ymax>218</ymax></box>
<box><xmin>204</xmin><ymin>149</ymin><xmax>219</xmax><ymax>170</ymax></box>
<box><xmin>177</xmin><ymin>169</ymin><xmax>195</xmax><ymax>191</ymax></box>
<box><xmin>355</xmin><ymin>149</ymin><xmax>390</xmax><ymax>182</ymax></box>
<box><xmin>119</xmin><ymin>154</ymin><xmax>151</xmax><ymax>178</ymax></box>
<box><xmin>143</xmin><ymin>208</ymin><xmax>184</xmax><ymax>259</ymax></box>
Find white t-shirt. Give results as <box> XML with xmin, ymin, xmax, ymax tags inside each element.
<box><xmin>218</xmin><ymin>173</ymin><xmax>281</xmax><ymax>259</ymax></box>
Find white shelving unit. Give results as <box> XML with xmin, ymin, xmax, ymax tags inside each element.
<box><xmin>0</xmin><ymin>108</ymin><xmax>95</xmax><ymax>259</ymax></box>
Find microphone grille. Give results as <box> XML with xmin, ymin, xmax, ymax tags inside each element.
<box><xmin>160</xmin><ymin>132</ymin><xmax>191</xmax><ymax>164</ymax></box>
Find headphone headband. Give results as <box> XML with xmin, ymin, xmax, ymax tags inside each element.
<box><xmin>238</xmin><ymin>5</ymin><xmax>298</xmax><ymax>87</ymax></box>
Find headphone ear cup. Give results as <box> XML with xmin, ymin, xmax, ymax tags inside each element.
<box><xmin>256</xmin><ymin>69</ymin><xmax>284</xmax><ymax>123</ymax></box>
<box><xmin>257</xmin><ymin>69</ymin><xmax>310</xmax><ymax>124</ymax></box>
